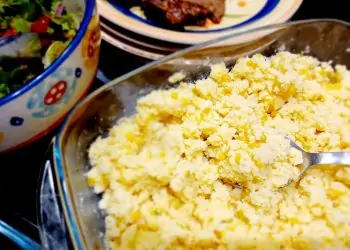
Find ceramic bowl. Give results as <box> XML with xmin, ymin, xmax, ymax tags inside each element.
<box><xmin>0</xmin><ymin>0</ymin><xmax>101</xmax><ymax>153</ymax></box>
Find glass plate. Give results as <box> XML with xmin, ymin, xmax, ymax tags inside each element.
<box><xmin>37</xmin><ymin>148</ymin><xmax>71</xmax><ymax>250</ymax></box>
<box><xmin>53</xmin><ymin>19</ymin><xmax>350</xmax><ymax>250</ymax></box>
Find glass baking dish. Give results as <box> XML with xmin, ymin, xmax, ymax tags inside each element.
<box><xmin>50</xmin><ymin>19</ymin><xmax>350</xmax><ymax>249</ymax></box>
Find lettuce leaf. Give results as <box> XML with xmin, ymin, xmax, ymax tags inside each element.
<box><xmin>0</xmin><ymin>16</ymin><xmax>12</xmax><ymax>30</ymax></box>
<box><xmin>42</xmin><ymin>40</ymin><xmax>69</xmax><ymax>67</ymax></box>
<box><xmin>0</xmin><ymin>66</ymin><xmax>25</xmax><ymax>98</ymax></box>
<box><xmin>11</xmin><ymin>17</ymin><xmax>31</xmax><ymax>33</ymax></box>
<box><xmin>22</xmin><ymin>35</ymin><xmax>42</xmax><ymax>57</ymax></box>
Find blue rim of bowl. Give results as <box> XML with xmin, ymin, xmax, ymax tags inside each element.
<box><xmin>0</xmin><ymin>35</ymin><xmax>20</xmax><ymax>47</ymax></box>
<box><xmin>0</xmin><ymin>0</ymin><xmax>95</xmax><ymax>107</ymax></box>
<box><xmin>53</xmin><ymin>19</ymin><xmax>350</xmax><ymax>249</ymax></box>
<box><xmin>107</xmin><ymin>0</ymin><xmax>280</xmax><ymax>33</ymax></box>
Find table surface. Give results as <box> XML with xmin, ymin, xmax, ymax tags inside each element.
<box><xmin>0</xmin><ymin>0</ymin><xmax>349</xmax><ymax>247</ymax></box>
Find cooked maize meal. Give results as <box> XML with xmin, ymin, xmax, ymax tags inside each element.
<box><xmin>88</xmin><ymin>52</ymin><xmax>350</xmax><ymax>250</ymax></box>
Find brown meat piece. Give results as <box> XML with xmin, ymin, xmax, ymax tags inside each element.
<box><xmin>141</xmin><ymin>0</ymin><xmax>225</xmax><ymax>26</ymax></box>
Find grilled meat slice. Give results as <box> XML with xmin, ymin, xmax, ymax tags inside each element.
<box><xmin>141</xmin><ymin>0</ymin><xmax>225</xmax><ymax>26</ymax></box>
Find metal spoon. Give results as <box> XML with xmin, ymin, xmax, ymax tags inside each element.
<box><xmin>281</xmin><ymin>136</ymin><xmax>350</xmax><ymax>188</ymax></box>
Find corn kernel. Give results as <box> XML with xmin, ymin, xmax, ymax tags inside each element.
<box><xmin>148</xmin><ymin>223</ymin><xmax>159</xmax><ymax>231</ymax></box>
<box><xmin>218</xmin><ymin>153</ymin><xmax>227</xmax><ymax>161</ymax></box>
<box><xmin>87</xmin><ymin>176</ymin><xmax>96</xmax><ymax>186</ymax></box>
<box><xmin>326</xmin><ymin>82</ymin><xmax>342</xmax><ymax>91</ymax></box>
<box><xmin>261</xmin><ymin>114</ymin><xmax>268</xmax><ymax>123</ymax></box>
<box><xmin>281</xmin><ymin>85</ymin><xmax>297</xmax><ymax>99</ymax></box>
<box><xmin>126</xmin><ymin>131</ymin><xmax>135</xmax><ymax>141</ymax></box>
<box><xmin>130</xmin><ymin>210</ymin><xmax>141</xmax><ymax>222</ymax></box>
<box><xmin>171</xmin><ymin>92</ymin><xmax>178</xmax><ymax>99</ymax></box>
<box><xmin>235</xmin><ymin>153</ymin><xmax>241</xmax><ymax>164</ymax></box>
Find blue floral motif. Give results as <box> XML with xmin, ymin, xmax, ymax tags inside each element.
<box><xmin>75</xmin><ymin>67</ymin><xmax>82</xmax><ymax>78</ymax></box>
<box><xmin>26</xmin><ymin>67</ymin><xmax>79</xmax><ymax>118</ymax></box>
<box><xmin>10</xmin><ymin>116</ymin><xmax>24</xmax><ymax>126</ymax></box>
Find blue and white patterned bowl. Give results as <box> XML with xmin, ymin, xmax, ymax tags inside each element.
<box><xmin>0</xmin><ymin>0</ymin><xmax>101</xmax><ymax>153</ymax></box>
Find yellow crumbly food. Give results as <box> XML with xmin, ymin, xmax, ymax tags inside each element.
<box><xmin>88</xmin><ymin>52</ymin><xmax>350</xmax><ymax>250</ymax></box>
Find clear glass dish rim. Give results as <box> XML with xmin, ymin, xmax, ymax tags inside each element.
<box><xmin>52</xmin><ymin>18</ymin><xmax>350</xmax><ymax>249</ymax></box>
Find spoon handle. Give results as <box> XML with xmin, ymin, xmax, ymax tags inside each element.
<box><xmin>311</xmin><ymin>152</ymin><xmax>350</xmax><ymax>166</ymax></box>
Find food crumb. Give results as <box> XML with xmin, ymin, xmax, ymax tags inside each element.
<box><xmin>168</xmin><ymin>71</ymin><xmax>186</xmax><ymax>84</ymax></box>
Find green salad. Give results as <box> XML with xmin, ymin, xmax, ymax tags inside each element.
<box><xmin>0</xmin><ymin>0</ymin><xmax>81</xmax><ymax>99</ymax></box>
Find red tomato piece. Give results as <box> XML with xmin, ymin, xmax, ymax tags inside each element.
<box><xmin>31</xmin><ymin>16</ymin><xmax>51</xmax><ymax>34</ymax></box>
<box><xmin>1</xmin><ymin>28</ymin><xmax>17</xmax><ymax>37</ymax></box>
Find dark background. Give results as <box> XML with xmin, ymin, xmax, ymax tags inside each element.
<box><xmin>0</xmin><ymin>0</ymin><xmax>349</xmax><ymax>248</ymax></box>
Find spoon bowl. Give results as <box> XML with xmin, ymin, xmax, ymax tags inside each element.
<box><xmin>281</xmin><ymin>136</ymin><xmax>350</xmax><ymax>188</ymax></box>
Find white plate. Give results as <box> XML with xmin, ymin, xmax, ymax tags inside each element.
<box><xmin>97</xmin><ymin>0</ymin><xmax>303</xmax><ymax>45</ymax></box>
<box><xmin>101</xmin><ymin>30</ymin><xmax>165</xmax><ymax>60</ymax></box>
<box><xmin>100</xmin><ymin>20</ymin><xmax>183</xmax><ymax>52</ymax></box>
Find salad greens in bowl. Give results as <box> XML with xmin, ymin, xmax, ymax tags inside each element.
<box><xmin>0</xmin><ymin>0</ymin><xmax>101</xmax><ymax>153</ymax></box>
<box><xmin>0</xmin><ymin>0</ymin><xmax>81</xmax><ymax>98</ymax></box>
